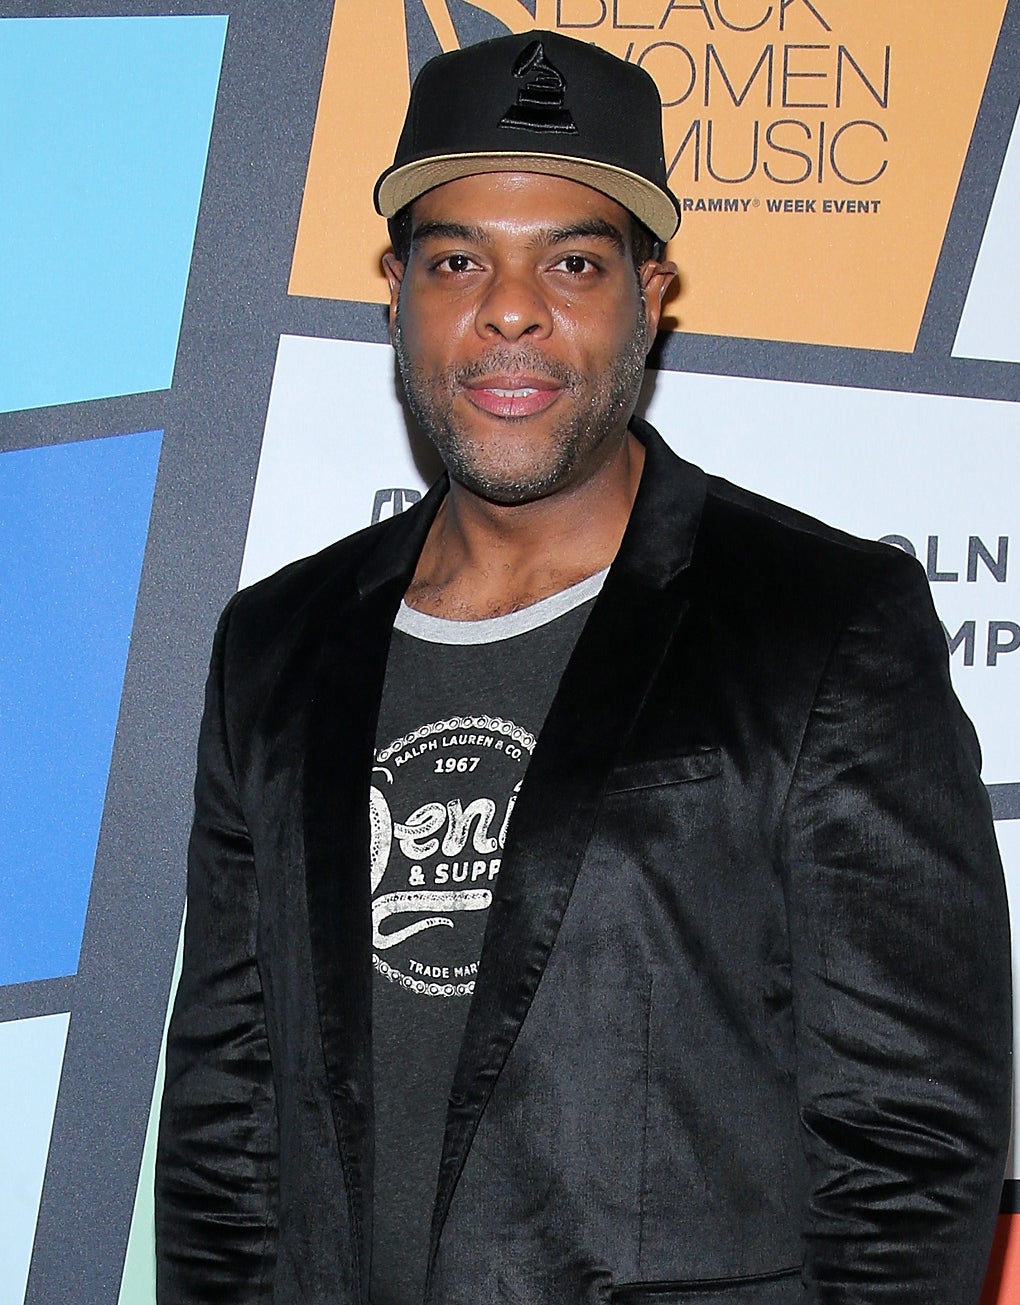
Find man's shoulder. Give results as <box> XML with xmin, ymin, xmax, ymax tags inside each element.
<box><xmin>700</xmin><ymin>469</ymin><xmax>915</xmax><ymax>584</ymax></box>
<box><xmin>637</xmin><ymin>419</ymin><xmax>917</xmax><ymax>602</ymax></box>
<box><xmin>690</xmin><ymin>467</ymin><xmax>931</xmax><ymax>638</ymax></box>
<box><xmin>219</xmin><ymin>498</ymin><xmax>430</xmax><ymax>664</ymax></box>
<box><xmin>235</xmin><ymin>518</ymin><xmax>386</xmax><ymax>616</ymax></box>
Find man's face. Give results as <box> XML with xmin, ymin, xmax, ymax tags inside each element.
<box><xmin>383</xmin><ymin>172</ymin><xmax>675</xmax><ymax>507</ymax></box>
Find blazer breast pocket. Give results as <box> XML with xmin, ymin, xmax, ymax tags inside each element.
<box><xmin>605</xmin><ymin>746</ymin><xmax>722</xmax><ymax>794</ymax></box>
<box><xmin>611</xmin><ymin>1266</ymin><xmax>802</xmax><ymax>1302</ymax></box>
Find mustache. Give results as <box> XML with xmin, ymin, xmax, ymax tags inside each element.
<box><xmin>450</xmin><ymin>348</ymin><xmax>582</xmax><ymax>388</ymax></box>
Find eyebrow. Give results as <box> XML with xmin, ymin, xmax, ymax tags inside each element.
<box><xmin>542</xmin><ymin>219</ymin><xmax>627</xmax><ymax>255</ymax></box>
<box><xmin>409</xmin><ymin>217</ymin><xmax>628</xmax><ymax>255</ymax></box>
<box><xmin>410</xmin><ymin>220</ymin><xmax>488</xmax><ymax>248</ymax></box>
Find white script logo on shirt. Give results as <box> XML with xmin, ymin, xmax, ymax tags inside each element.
<box><xmin>370</xmin><ymin>716</ymin><xmax>535</xmax><ymax>997</ymax></box>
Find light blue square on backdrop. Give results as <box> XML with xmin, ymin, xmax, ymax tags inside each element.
<box><xmin>0</xmin><ymin>16</ymin><xmax>227</xmax><ymax>414</ymax></box>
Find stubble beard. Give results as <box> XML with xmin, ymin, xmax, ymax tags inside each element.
<box><xmin>392</xmin><ymin>305</ymin><xmax>650</xmax><ymax>507</ymax></box>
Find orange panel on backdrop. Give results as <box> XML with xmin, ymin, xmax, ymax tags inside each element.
<box><xmin>981</xmin><ymin>1216</ymin><xmax>1020</xmax><ymax>1305</ymax></box>
<box><xmin>291</xmin><ymin>0</ymin><xmax>1007</xmax><ymax>353</ymax></box>
<box><xmin>288</xmin><ymin>0</ymin><xmax>411</xmax><ymax>306</ymax></box>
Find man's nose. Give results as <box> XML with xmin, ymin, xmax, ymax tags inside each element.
<box><xmin>475</xmin><ymin>269</ymin><xmax>552</xmax><ymax>342</ymax></box>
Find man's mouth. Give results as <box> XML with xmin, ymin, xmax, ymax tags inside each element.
<box><xmin>462</xmin><ymin>376</ymin><xmax>563</xmax><ymax>419</ymax></box>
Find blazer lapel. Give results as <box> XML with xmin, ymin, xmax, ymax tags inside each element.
<box><xmin>303</xmin><ymin>480</ymin><xmax>446</xmax><ymax>1295</ymax></box>
<box><xmin>431</xmin><ymin>422</ymin><xmax>707</xmax><ymax>1254</ymax></box>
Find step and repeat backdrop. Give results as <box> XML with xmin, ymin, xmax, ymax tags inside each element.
<box><xmin>1</xmin><ymin>2</ymin><xmax>1018</xmax><ymax>1301</ymax></box>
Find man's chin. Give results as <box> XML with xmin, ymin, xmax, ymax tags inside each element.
<box><xmin>449</xmin><ymin>472</ymin><xmax>563</xmax><ymax>508</ymax></box>
<box><xmin>444</xmin><ymin>456</ymin><xmax>573</xmax><ymax>508</ymax></box>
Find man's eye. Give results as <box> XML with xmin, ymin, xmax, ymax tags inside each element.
<box><xmin>556</xmin><ymin>254</ymin><xmax>595</xmax><ymax>275</ymax></box>
<box><xmin>439</xmin><ymin>253</ymin><xmax>475</xmax><ymax>273</ymax></box>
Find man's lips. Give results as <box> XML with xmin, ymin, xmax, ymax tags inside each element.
<box><xmin>461</xmin><ymin>376</ymin><xmax>564</xmax><ymax>419</ymax></box>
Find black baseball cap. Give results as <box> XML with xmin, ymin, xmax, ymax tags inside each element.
<box><xmin>374</xmin><ymin>30</ymin><xmax>681</xmax><ymax>243</ymax></box>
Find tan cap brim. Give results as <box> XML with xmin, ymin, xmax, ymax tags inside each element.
<box><xmin>375</xmin><ymin>151</ymin><xmax>680</xmax><ymax>242</ymax></box>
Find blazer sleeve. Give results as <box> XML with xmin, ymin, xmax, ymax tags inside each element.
<box><xmin>779</xmin><ymin>551</ymin><xmax>1012</xmax><ymax>1303</ymax></box>
<box><xmin>155</xmin><ymin>595</ymin><xmax>279</xmax><ymax>1303</ymax></box>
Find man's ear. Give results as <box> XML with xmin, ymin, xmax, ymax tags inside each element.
<box><xmin>382</xmin><ymin>251</ymin><xmax>405</xmax><ymax>334</ymax></box>
<box><xmin>639</xmin><ymin>257</ymin><xmax>679</xmax><ymax>343</ymax></box>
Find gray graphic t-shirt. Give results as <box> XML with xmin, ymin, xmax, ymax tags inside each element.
<box><xmin>369</xmin><ymin>570</ymin><xmax>606</xmax><ymax>1305</ymax></box>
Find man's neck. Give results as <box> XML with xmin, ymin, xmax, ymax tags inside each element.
<box><xmin>405</xmin><ymin>433</ymin><xmax>644</xmax><ymax>620</ymax></box>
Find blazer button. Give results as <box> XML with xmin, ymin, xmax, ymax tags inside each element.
<box><xmin>449</xmin><ymin>1089</ymin><xmax>467</xmax><ymax>1108</ymax></box>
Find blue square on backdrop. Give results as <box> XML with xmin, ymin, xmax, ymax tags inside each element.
<box><xmin>0</xmin><ymin>16</ymin><xmax>227</xmax><ymax>414</ymax></box>
<box><xmin>0</xmin><ymin>431</ymin><xmax>162</xmax><ymax>986</ymax></box>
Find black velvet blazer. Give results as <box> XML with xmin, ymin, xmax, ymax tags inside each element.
<box><xmin>155</xmin><ymin>421</ymin><xmax>1011</xmax><ymax>1305</ymax></box>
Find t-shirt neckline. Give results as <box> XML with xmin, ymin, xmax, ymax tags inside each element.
<box><xmin>394</xmin><ymin>566</ymin><xmax>609</xmax><ymax>646</ymax></box>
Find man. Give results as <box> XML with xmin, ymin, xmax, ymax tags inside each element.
<box><xmin>155</xmin><ymin>29</ymin><xmax>1011</xmax><ymax>1305</ymax></box>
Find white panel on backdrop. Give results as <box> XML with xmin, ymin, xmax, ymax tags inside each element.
<box><xmin>240</xmin><ymin>336</ymin><xmax>433</xmax><ymax>589</ymax></box>
<box><xmin>0</xmin><ymin>1012</ymin><xmax>70</xmax><ymax>1305</ymax></box>
<box><xmin>954</xmin><ymin>103</ymin><xmax>1020</xmax><ymax>364</ymax></box>
<box><xmin>642</xmin><ymin>371</ymin><xmax>1020</xmax><ymax>787</ymax></box>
